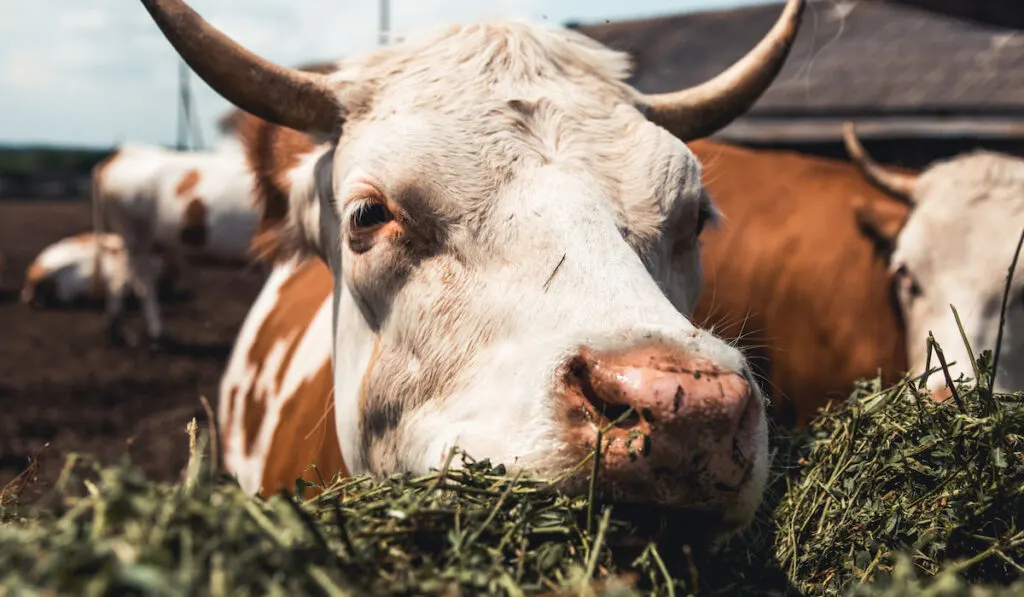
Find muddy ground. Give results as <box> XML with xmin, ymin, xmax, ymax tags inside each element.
<box><xmin>0</xmin><ymin>199</ymin><xmax>267</xmax><ymax>501</ymax></box>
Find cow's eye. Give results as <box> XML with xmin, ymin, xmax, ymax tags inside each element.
<box><xmin>351</xmin><ymin>202</ymin><xmax>394</xmax><ymax>230</ymax></box>
<box><xmin>893</xmin><ymin>264</ymin><xmax>923</xmax><ymax>300</ymax></box>
<box><xmin>696</xmin><ymin>204</ymin><xmax>713</xmax><ymax>237</ymax></box>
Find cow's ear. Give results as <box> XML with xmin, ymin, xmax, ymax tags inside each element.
<box><xmin>238</xmin><ymin>113</ymin><xmax>328</xmax><ymax>263</ymax></box>
<box><xmin>853</xmin><ymin>194</ymin><xmax>909</xmax><ymax>258</ymax></box>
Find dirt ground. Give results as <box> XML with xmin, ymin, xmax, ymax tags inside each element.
<box><xmin>0</xmin><ymin>199</ymin><xmax>267</xmax><ymax>501</ymax></box>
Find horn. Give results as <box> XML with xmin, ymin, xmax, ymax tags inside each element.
<box><xmin>140</xmin><ymin>0</ymin><xmax>342</xmax><ymax>134</ymax></box>
<box><xmin>842</xmin><ymin>122</ymin><xmax>917</xmax><ymax>204</ymax></box>
<box><xmin>644</xmin><ymin>0</ymin><xmax>805</xmax><ymax>142</ymax></box>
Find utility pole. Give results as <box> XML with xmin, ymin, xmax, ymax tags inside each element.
<box><xmin>379</xmin><ymin>0</ymin><xmax>390</xmax><ymax>45</ymax></box>
<box><xmin>176</xmin><ymin>59</ymin><xmax>205</xmax><ymax>150</ymax></box>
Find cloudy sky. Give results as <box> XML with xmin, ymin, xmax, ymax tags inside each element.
<box><xmin>0</xmin><ymin>0</ymin><xmax>772</xmax><ymax>148</ymax></box>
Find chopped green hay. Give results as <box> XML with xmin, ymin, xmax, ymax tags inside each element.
<box><xmin>1</xmin><ymin>357</ymin><xmax>1023</xmax><ymax>595</ymax></box>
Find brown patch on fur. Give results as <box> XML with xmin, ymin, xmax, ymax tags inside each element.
<box><xmin>243</xmin><ymin>387</ymin><xmax>268</xmax><ymax>455</ymax></box>
<box><xmin>22</xmin><ymin>262</ymin><xmax>49</xmax><ymax>301</ymax></box>
<box><xmin>690</xmin><ymin>139</ymin><xmax>909</xmax><ymax>428</ymax></box>
<box><xmin>175</xmin><ymin>169</ymin><xmax>201</xmax><ymax>198</ymax></box>
<box><xmin>259</xmin><ymin>361</ymin><xmax>348</xmax><ymax>498</ymax></box>
<box><xmin>181</xmin><ymin>198</ymin><xmax>208</xmax><ymax>248</ymax></box>
<box><xmin>234</xmin><ymin>111</ymin><xmax>320</xmax><ymax>263</ymax></box>
<box><xmin>242</xmin><ymin>259</ymin><xmax>334</xmax><ymax>457</ymax></box>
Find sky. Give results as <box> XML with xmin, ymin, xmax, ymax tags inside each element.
<box><xmin>0</xmin><ymin>0</ymin><xmax>774</xmax><ymax>148</ymax></box>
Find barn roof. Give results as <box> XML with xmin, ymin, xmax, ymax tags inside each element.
<box><xmin>574</xmin><ymin>0</ymin><xmax>1024</xmax><ymax>142</ymax></box>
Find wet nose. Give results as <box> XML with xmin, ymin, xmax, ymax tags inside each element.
<box><xmin>929</xmin><ymin>384</ymin><xmax>954</xmax><ymax>403</ymax></box>
<box><xmin>563</xmin><ymin>344</ymin><xmax>754</xmax><ymax>434</ymax></box>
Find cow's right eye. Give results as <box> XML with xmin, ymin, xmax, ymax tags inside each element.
<box><xmin>892</xmin><ymin>264</ymin><xmax>922</xmax><ymax>300</ymax></box>
<box><xmin>351</xmin><ymin>201</ymin><xmax>394</xmax><ymax>231</ymax></box>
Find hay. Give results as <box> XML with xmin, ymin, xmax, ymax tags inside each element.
<box><xmin>1</xmin><ymin>355</ymin><xmax>1022</xmax><ymax>595</ymax></box>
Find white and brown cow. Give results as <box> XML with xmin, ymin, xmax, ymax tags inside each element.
<box><xmin>20</xmin><ymin>232</ymin><xmax>179</xmax><ymax>308</ymax></box>
<box><xmin>843</xmin><ymin>124</ymin><xmax>1024</xmax><ymax>397</ymax></box>
<box><xmin>143</xmin><ymin>0</ymin><xmax>806</xmax><ymax>543</ymax></box>
<box><xmin>92</xmin><ymin>142</ymin><xmax>260</xmax><ymax>348</ymax></box>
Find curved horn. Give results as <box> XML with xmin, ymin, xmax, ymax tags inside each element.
<box><xmin>842</xmin><ymin>122</ymin><xmax>917</xmax><ymax>204</ymax></box>
<box><xmin>140</xmin><ymin>0</ymin><xmax>342</xmax><ymax>134</ymax></box>
<box><xmin>643</xmin><ymin>0</ymin><xmax>805</xmax><ymax>141</ymax></box>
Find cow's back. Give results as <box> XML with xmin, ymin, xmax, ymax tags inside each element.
<box><xmin>23</xmin><ymin>233</ymin><xmax>124</xmax><ymax>303</ymax></box>
<box><xmin>98</xmin><ymin>144</ymin><xmax>174</xmax><ymax>206</ymax></box>
<box><xmin>690</xmin><ymin>140</ymin><xmax>909</xmax><ymax>425</ymax></box>
<box><xmin>218</xmin><ymin>257</ymin><xmax>343</xmax><ymax>496</ymax></box>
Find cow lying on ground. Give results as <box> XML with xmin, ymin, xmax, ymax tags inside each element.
<box><xmin>139</xmin><ymin>0</ymin><xmax>807</xmax><ymax>542</ymax></box>
<box><xmin>688</xmin><ymin>127</ymin><xmax>1024</xmax><ymax>425</ymax></box>
<box><xmin>20</xmin><ymin>232</ymin><xmax>179</xmax><ymax>308</ymax></box>
<box><xmin>92</xmin><ymin>141</ymin><xmax>260</xmax><ymax>349</ymax></box>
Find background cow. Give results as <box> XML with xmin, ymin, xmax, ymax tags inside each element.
<box><xmin>843</xmin><ymin>123</ymin><xmax>1024</xmax><ymax>399</ymax></box>
<box><xmin>92</xmin><ymin>141</ymin><xmax>260</xmax><ymax>348</ymax></box>
<box><xmin>143</xmin><ymin>0</ymin><xmax>808</xmax><ymax>544</ymax></box>
<box><xmin>20</xmin><ymin>232</ymin><xmax>179</xmax><ymax>309</ymax></box>
<box><xmin>690</xmin><ymin>127</ymin><xmax>1024</xmax><ymax>426</ymax></box>
<box><xmin>690</xmin><ymin>140</ymin><xmax>910</xmax><ymax>426</ymax></box>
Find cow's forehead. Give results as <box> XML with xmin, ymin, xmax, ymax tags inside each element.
<box><xmin>915</xmin><ymin>152</ymin><xmax>1024</xmax><ymax>209</ymax></box>
<box><xmin>310</xmin><ymin>20</ymin><xmax>713</xmax><ymax>270</ymax></box>
<box><xmin>328</xmin><ymin>21</ymin><xmax>638</xmax><ymax>112</ymax></box>
<box><xmin>897</xmin><ymin>152</ymin><xmax>1024</xmax><ymax>275</ymax></box>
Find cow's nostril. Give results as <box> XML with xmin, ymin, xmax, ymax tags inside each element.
<box><xmin>568</xmin><ymin>354</ymin><xmax>642</xmax><ymax>429</ymax></box>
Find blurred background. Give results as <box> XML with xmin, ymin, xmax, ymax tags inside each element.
<box><xmin>1</xmin><ymin>0</ymin><xmax>1021</xmax><ymax>200</ymax></box>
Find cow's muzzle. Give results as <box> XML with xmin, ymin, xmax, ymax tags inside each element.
<box><xmin>556</xmin><ymin>342</ymin><xmax>764</xmax><ymax>513</ymax></box>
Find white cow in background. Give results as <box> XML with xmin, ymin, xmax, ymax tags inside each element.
<box><xmin>92</xmin><ymin>141</ymin><xmax>260</xmax><ymax>349</ymax></box>
<box><xmin>21</xmin><ymin>232</ymin><xmax>179</xmax><ymax>308</ymax></box>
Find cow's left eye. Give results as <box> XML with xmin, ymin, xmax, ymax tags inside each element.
<box><xmin>351</xmin><ymin>201</ymin><xmax>394</xmax><ymax>230</ymax></box>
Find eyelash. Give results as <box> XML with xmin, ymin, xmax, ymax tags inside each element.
<box><xmin>349</xmin><ymin>199</ymin><xmax>394</xmax><ymax>232</ymax></box>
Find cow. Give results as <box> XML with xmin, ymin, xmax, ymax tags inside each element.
<box><xmin>91</xmin><ymin>141</ymin><xmax>260</xmax><ymax>348</ymax></box>
<box><xmin>218</xmin><ymin>256</ymin><xmax>342</xmax><ymax>497</ymax></box>
<box><xmin>841</xmin><ymin>123</ymin><xmax>1024</xmax><ymax>400</ymax></box>
<box><xmin>142</xmin><ymin>0</ymin><xmax>806</xmax><ymax>544</ymax></box>
<box><xmin>688</xmin><ymin>139</ymin><xmax>911</xmax><ymax>426</ymax></box>
<box><xmin>20</xmin><ymin>232</ymin><xmax>179</xmax><ymax>308</ymax></box>
<box><xmin>686</xmin><ymin>127</ymin><xmax>1024</xmax><ymax>426</ymax></box>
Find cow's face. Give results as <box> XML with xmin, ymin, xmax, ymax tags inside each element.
<box><xmin>142</xmin><ymin>0</ymin><xmax>805</xmax><ymax>540</ymax></box>
<box><xmin>280</xmin><ymin>32</ymin><xmax>766</xmax><ymax>539</ymax></box>
<box><xmin>889</xmin><ymin>153</ymin><xmax>1024</xmax><ymax>398</ymax></box>
<box><xmin>846</xmin><ymin>125</ymin><xmax>1024</xmax><ymax>399</ymax></box>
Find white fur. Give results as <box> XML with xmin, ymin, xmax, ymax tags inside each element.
<box><xmin>21</xmin><ymin>233</ymin><xmax>138</xmax><ymax>305</ymax></box>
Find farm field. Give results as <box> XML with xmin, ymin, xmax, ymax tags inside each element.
<box><xmin>0</xmin><ymin>198</ymin><xmax>266</xmax><ymax>502</ymax></box>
